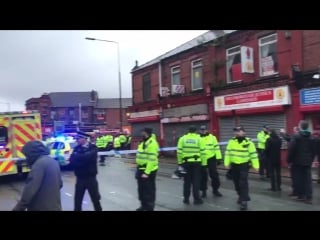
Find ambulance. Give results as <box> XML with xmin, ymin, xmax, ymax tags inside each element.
<box><xmin>0</xmin><ymin>110</ymin><xmax>42</xmax><ymax>176</ymax></box>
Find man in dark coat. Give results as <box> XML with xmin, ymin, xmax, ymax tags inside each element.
<box><xmin>70</xmin><ymin>131</ymin><xmax>102</xmax><ymax>211</ymax></box>
<box><xmin>265</xmin><ymin>129</ymin><xmax>282</xmax><ymax>191</ymax></box>
<box><xmin>287</xmin><ymin>121</ymin><xmax>316</xmax><ymax>203</ymax></box>
<box><xmin>13</xmin><ymin>141</ymin><xmax>62</xmax><ymax>211</ymax></box>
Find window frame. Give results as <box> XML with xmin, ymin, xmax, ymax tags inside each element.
<box><xmin>171</xmin><ymin>66</ymin><xmax>181</xmax><ymax>86</ymax></box>
<box><xmin>259</xmin><ymin>33</ymin><xmax>278</xmax><ymax>77</ymax></box>
<box><xmin>226</xmin><ymin>45</ymin><xmax>241</xmax><ymax>83</ymax></box>
<box><xmin>191</xmin><ymin>59</ymin><xmax>203</xmax><ymax>91</ymax></box>
<box><xmin>142</xmin><ymin>73</ymin><xmax>151</xmax><ymax>101</ymax></box>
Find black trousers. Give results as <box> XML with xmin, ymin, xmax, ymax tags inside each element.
<box><xmin>183</xmin><ymin>162</ymin><xmax>201</xmax><ymax>201</ymax></box>
<box><xmin>290</xmin><ymin>164</ymin><xmax>298</xmax><ymax>195</ymax></box>
<box><xmin>74</xmin><ymin>177</ymin><xmax>102</xmax><ymax>211</ymax></box>
<box><xmin>295</xmin><ymin>165</ymin><xmax>312</xmax><ymax>199</ymax></box>
<box><xmin>269</xmin><ymin>162</ymin><xmax>281</xmax><ymax>190</ymax></box>
<box><xmin>231</xmin><ymin>162</ymin><xmax>250</xmax><ymax>202</ymax></box>
<box><xmin>98</xmin><ymin>147</ymin><xmax>106</xmax><ymax>163</ymax></box>
<box><xmin>136</xmin><ymin>170</ymin><xmax>157</xmax><ymax>211</ymax></box>
<box><xmin>200</xmin><ymin>157</ymin><xmax>221</xmax><ymax>192</ymax></box>
<box><xmin>258</xmin><ymin>149</ymin><xmax>269</xmax><ymax>177</ymax></box>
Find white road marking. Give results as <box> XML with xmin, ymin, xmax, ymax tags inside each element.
<box><xmin>65</xmin><ymin>192</ymin><xmax>72</xmax><ymax>197</ymax></box>
<box><xmin>109</xmin><ymin>191</ymin><xmax>116</xmax><ymax>194</ymax></box>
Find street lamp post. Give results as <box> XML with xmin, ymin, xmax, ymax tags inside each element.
<box><xmin>85</xmin><ymin>37</ymin><xmax>123</xmax><ymax>131</ymax></box>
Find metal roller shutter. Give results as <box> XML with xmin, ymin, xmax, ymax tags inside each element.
<box><xmin>239</xmin><ymin>113</ymin><xmax>287</xmax><ymax>149</ymax></box>
<box><xmin>218</xmin><ymin>117</ymin><xmax>236</xmax><ymax>153</ymax></box>
<box><xmin>131</xmin><ymin>122</ymin><xmax>159</xmax><ymax>137</ymax></box>
<box><xmin>164</xmin><ymin>121</ymin><xmax>209</xmax><ymax>147</ymax></box>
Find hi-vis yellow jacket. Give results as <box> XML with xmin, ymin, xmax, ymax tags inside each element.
<box><xmin>224</xmin><ymin>137</ymin><xmax>259</xmax><ymax>169</ymax></box>
<box><xmin>177</xmin><ymin>133</ymin><xmax>205</xmax><ymax>165</ymax></box>
<box><xmin>200</xmin><ymin>134</ymin><xmax>222</xmax><ymax>166</ymax></box>
<box><xmin>136</xmin><ymin>137</ymin><xmax>159</xmax><ymax>175</ymax></box>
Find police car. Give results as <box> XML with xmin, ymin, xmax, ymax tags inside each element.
<box><xmin>47</xmin><ymin>136</ymin><xmax>77</xmax><ymax>167</ymax></box>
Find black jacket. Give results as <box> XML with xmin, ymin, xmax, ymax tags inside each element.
<box><xmin>287</xmin><ymin>131</ymin><xmax>316</xmax><ymax>166</ymax></box>
<box><xmin>265</xmin><ymin>133</ymin><xmax>282</xmax><ymax>165</ymax></box>
<box><xmin>13</xmin><ymin>141</ymin><xmax>62</xmax><ymax>211</ymax></box>
<box><xmin>70</xmin><ymin>143</ymin><xmax>98</xmax><ymax>178</ymax></box>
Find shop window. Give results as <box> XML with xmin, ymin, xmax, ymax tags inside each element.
<box><xmin>259</xmin><ymin>34</ymin><xmax>278</xmax><ymax>77</ymax></box>
<box><xmin>226</xmin><ymin>46</ymin><xmax>241</xmax><ymax>83</ymax></box>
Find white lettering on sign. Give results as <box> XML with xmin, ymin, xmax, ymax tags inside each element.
<box><xmin>214</xmin><ymin>86</ymin><xmax>290</xmax><ymax>112</ymax></box>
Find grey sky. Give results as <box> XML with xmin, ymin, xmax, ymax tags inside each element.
<box><xmin>0</xmin><ymin>30</ymin><xmax>208</xmax><ymax>111</ymax></box>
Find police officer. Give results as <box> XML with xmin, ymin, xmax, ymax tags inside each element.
<box><xmin>119</xmin><ymin>132</ymin><xmax>127</xmax><ymax>150</ymax></box>
<box><xmin>70</xmin><ymin>131</ymin><xmax>102</xmax><ymax>211</ymax></box>
<box><xmin>199</xmin><ymin>125</ymin><xmax>223</xmax><ymax>198</ymax></box>
<box><xmin>96</xmin><ymin>133</ymin><xmax>106</xmax><ymax>166</ymax></box>
<box><xmin>177</xmin><ymin>125</ymin><xmax>205</xmax><ymax>205</ymax></box>
<box><xmin>224</xmin><ymin>126</ymin><xmax>259</xmax><ymax>211</ymax></box>
<box><xmin>135</xmin><ymin>128</ymin><xmax>159</xmax><ymax>211</ymax></box>
<box><xmin>257</xmin><ymin>125</ymin><xmax>270</xmax><ymax>180</ymax></box>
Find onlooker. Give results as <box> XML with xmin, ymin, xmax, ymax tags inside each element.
<box><xmin>287</xmin><ymin>120</ymin><xmax>316</xmax><ymax>203</ymax></box>
<box><xmin>13</xmin><ymin>141</ymin><xmax>62</xmax><ymax>211</ymax></box>
<box><xmin>265</xmin><ymin>129</ymin><xmax>282</xmax><ymax>191</ymax></box>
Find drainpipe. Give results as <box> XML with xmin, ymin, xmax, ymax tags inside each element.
<box><xmin>158</xmin><ymin>61</ymin><xmax>164</xmax><ymax>146</ymax></box>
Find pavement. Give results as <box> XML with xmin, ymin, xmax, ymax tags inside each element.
<box><xmin>0</xmin><ymin>156</ymin><xmax>319</xmax><ymax>211</ymax></box>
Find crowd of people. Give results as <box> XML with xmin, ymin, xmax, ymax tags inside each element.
<box><xmin>12</xmin><ymin>120</ymin><xmax>320</xmax><ymax>211</ymax></box>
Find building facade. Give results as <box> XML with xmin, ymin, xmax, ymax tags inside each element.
<box><xmin>26</xmin><ymin>90</ymin><xmax>132</xmax><ymax>135</ymax></box>
<box><xmin>129</xmin><ymin>30</ymin><xmax>320</xmax><ymax>164</ymax></box>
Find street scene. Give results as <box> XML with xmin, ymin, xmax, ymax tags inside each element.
<box><xmin>1</xmin><ymin>156</ymin><xmax>320</xmax><ymax>211</ymax></box>
<box><xmin>1</xmin><ymin>30</ymin><xmax>320</xmax><ymax>211</ymax></box>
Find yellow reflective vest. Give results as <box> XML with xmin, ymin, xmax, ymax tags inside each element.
<box><xmin>177</xmin><ymin>133</ymin><xmax>205</xmax><ymax>165</ymax></box>
<box><xmin>96</xmin><ymin>136</ymin><xmax>105</xmax><ymax>148</ymax></box>
<box><xmin>200</xmin><ymin>133</ymin><xmax>222</xmax><ymax>166</ymax></box>
<box><xmin>257</xmin><ymin>131</ymin><xmax>270</xmax><ymax>150</ymax></box>
<box><xmin>224</xmin><ymin>137</ymin><xmax>259</xmax><ymax>169</ymax></box>
<box><xmin>114</xmin><ymin>137</ymin><xmax>121</xmax><ymax>148</ymax></box>
<box><xmin>136</xmin><ymin>137</ymin><xmax>159</xmax><ymax>175</ymax></box>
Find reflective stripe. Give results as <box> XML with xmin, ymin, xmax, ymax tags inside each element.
<box><xmin>228</xmin><ymin>149</ymin><xmax>248</xmax><ymax>153</ymax></box>
<box><xmin>225</xmin><ymin>153</ymin><xmax>249</xmax><ymax>158</ymax></box>
<box><xmin>183</xmin><ymin>146</ymin><xmax>202</xmax><ymax>149</ymax></box>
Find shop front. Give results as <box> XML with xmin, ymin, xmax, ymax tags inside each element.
<box><xmin>127</xmin><ymin>109</ymin><xmax>160</xmax><ymax>149</ymax></box>
<box><xmin>214</xmin><ymin>86</ymin><xmax>291</xmax><ymax>162</ymax></box>
<box><xmin>299</xmin><ymin>87</ymin><xmax>320</xmax><ymax>134</ymax></box>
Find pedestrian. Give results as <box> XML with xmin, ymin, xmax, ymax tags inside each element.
<box><xmin>280</xmin><ymin>126</ymin><xmax>299</xmax><ymax>196</ymax></box>
<box><xmin>70</xmin><ymin>131</ymin><xmax>102</xmax><ymax>211</ymax></box>
<box><xmin>224</xmin><ymin>126</ymin><xmax>259</xmax><ymax>211</ymax></box>
<box><xmin>287</xmin><ymin>120</ymin><xmax>316</xmax><ymax>204</ymax></box>
<box><xmin>177</xmin><ymin>125</ymin><xmax>205</xmax><ymax>205</ymax></box>
<box><xmin>135</xmin><ymin>128</ymin><xmax>159</xmax><ymax>211</ymax></box>
<box><xmin>257</xmin><ymin>125</ymin><xmax>270</xmax><ymax>180</ymax></box>
<box><xmin>199</xmin><ymin>125</ymin><xmax>223</xmax><ymax>198</ymax></box>
<box><xmin>12</xmin><ymin>140</ymin><xmax>62</xmax><ymax>211</ymax></box>
<box><xmin>265</xmin><ymin>129</ymin><xmax>282</xmax><ymax>191</ymax></box>
<box><xmin>313</xmin><ymin>133</ymin><xmax>320</xmax><ymax>184</ymax></box>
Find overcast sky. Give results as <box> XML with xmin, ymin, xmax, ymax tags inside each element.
<box><xmin>0</xmin><ymin>30</ymin><xmax>208</xmax><ymax>111</ymax></box>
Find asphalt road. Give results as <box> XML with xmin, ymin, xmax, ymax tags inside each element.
<box><xmin>1</xmin><ymin>157</ymin><xmax>320</xmax><ymax>211</ymax></box>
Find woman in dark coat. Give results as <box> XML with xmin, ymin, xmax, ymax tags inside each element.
<box><xmin>265</xmin><ymin>129</ymin><xmax>282</xmax><ymax>191</ymax></box>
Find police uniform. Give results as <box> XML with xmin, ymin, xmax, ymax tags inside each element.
<box><xmin>199</xmin><ymin>126</ymin><xmax>223</xmax><ymax>198</ymax></box>
<box><xmin>224</xmin><ymin>126</ymin><xmax>259</xmax><ymax>210</ymax></box>
<box><xmin>70</xmin><ymin>131</ymin><xmax>102</xmax><ymax>211</ymax></box>
<box><xmin>177</xmin><ymin>126</ymin><xmax>205</xmax><ymax>205</ymax></box>
<box><xmin>257</xmin><ymin>125</ymin><xmax>270</xmax><ymax>179</ymax></box>
<box><xmin>96</xmin><ymin>134</ymin><xmax>106</xmax><ymax>165</ymax></box>
<box><xmin>135</xmin><ymin>128</ymin><xmax>159</xmax><ymax>211</ymax></box>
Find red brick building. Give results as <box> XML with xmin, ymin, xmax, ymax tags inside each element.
<box><xmin>128</xmin><ymin>30</ymin><xmax>320</xmax><ymax>163</ymax></box>
<box><xmin>26</xmin><ymin>90</ymin><xmax>132</xmax><ymax>135</ymax></box>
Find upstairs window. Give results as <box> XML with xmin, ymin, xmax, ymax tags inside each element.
<box><xmin>171</xmin><ymin>66</ymin><xmax>181</xmax><ymax>86</ymax></box>
<box><xmin>226</xmin><ymin>46</ymin><xmax>241</xmax><ymax>83</ymax></box>
<box><xmin>259</xmin><ymin>34</ymin><xmax>278</xmax><ymax>77</ymax></box>
<box><xmin>142</xmin><ymin>73</ymin><xmax>151</xmax><ymax>101</ymax></box>
<box><xmin>191</xmin><ymin>59</ymin><xmax>203</xmax><ymax>90</ymax></box>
